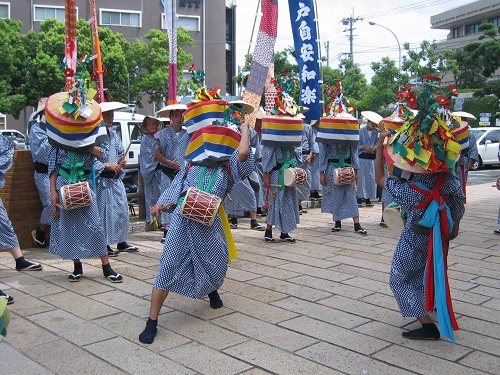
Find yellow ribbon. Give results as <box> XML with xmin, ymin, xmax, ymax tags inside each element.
<box><xmin>217</xmin><ymin>205</ymin><xmax>238</xmax><ymax>264</ymax></box>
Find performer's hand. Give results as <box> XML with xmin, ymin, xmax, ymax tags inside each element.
<box><xmin>150</xmin><ymin>204</ymin><xmax>163</xmax><ymax>217</ymax></box>
<box><xmin>50</xmin><ymin>189</ymin><xmax>64</xmax><ymax>210</ymax></box>
<box><xmin>240</xmin><ymin>120</ymin><xmax>249</xmax><ymax>132</ymax></box>
<box><xmin>448</xmin><ymin>222</ymin><xmax>460</xmax><ymax>241</ymax></box>
<box><xmin>354</xmin><ymin>170</ymin><xmax>359</xmax><ymax>183</ymax></box>
<box><xmin>118</xmin><ymin>156</ymin><xmax>126</xmax><ymax>167</ymax></box>
<box><xmin>263</xmin><ymin>172</ymin><xmax>270</xmax><ymax>188</ymax></box>
<box><xmin>320</xmin><ymin>172</ymin><xmax>327</xmax><ymax>186</ymax></box>
<box><xmin>170</xmin><ymin>160</ymin><xmax>180</xmax><ymax>171</ymax></box>
<box><xmin>106</xmin><ymin>163</ymin><xmax>121</xmax><ymax>176</ymax></box>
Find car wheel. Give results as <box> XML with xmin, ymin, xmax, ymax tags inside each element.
<box><xmin>471</xmin><ymin>160</ymin><xmax>479</xmax><ymax>171</ymax></box>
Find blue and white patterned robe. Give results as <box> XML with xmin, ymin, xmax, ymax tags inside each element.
<box><xmin>357</xmin><ymin>125</ymin><xmax>379</xmax><ymax>200</ymax></box>
<box><xmin>139</xmin><ymin>133</ymin><xmax>162</xmax><ymax>223</ymax></box>
<box><xmin>262</xmin><ymin>144</ymin><xmax>301</xmax><ymax>233</ymax></box>
<box><xmin>297</xmin><ymin>123</ymin><xmax>319</xmax><ymax>200</ymax></box>
<box><xmin>29</xmin><ymin>122</ymin><xmax>52</xmax><ymax>225</ymax></box>
<box><xmin>319</xmin><ymin>142</ymin><xmax>360</xmax><ymax>221</ymax></box>
<box><xmin>385</xmin><ymin>172</ymin><xmax>464</xmax><ymax>317</ymax></box>
<box><xmin>154</xmin><ymin>150</ymin><xmax>254</xmax><ymax>298</ymax></box>
<box><xmin>155</xmin><ymin>126</ymin><xmax>190</xmax><ymax>226</ymax></box>
<box><xmin>250</xmin><ymin>127</ymin><xmax>264</xmax><ymax>208</ymax></box>
<box><xmin>48</xmin><ymin>143</ymin><xmax>109</xmax><ymax>260</ymax></box>
<box><xmin>0</xmin><ymin>135</ymin><xmax>20</xmax><ymax>249</ymax></box>
<box><xmin>95</xmin><ymin>129</ymin><xmax>129</xmax><ymax>245</ymax></box>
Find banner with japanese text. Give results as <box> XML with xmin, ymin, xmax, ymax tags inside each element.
<box><xmin>288</xmin><ymin>0</ymin><xmax>321</xmax><ymax>120</ymax></box>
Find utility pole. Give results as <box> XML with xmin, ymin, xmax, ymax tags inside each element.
<box><xmin>324</xmin><ymin>41</ymin><xmax>330</xmax><ymax>67</ymax></box>
<box><xmin>342</xmin><ymin>9</ymin><xmax>362</xmax><ymax>63</ymax></box>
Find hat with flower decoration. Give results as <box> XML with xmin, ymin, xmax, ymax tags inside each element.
<box><xmin>384</xmin><ymin>76</ymin><xmax>465</xmax><ymax>173</ymax></box>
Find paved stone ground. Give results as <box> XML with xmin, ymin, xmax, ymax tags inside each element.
<box><xmin>1</xmin><ymin>182</ymin><xmax>499</xmax><ymax>375</ymax></box>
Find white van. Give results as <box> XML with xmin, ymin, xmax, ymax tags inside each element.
<box><xmin>111</xmin><ymin>109</ymin><xmax>145</xmax><ymax>164</ymax></box>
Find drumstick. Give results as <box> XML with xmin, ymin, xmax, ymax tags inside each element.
<box><xmin>270</xmin><ymin>183</ymin><xmax>282</xmax><ymax>187</ymax></box>
<box><xmin>122</xmin><ymin>141</ymin><xmax>132</xmax><ymax>159</ymax></box>
<box><xmin>226</xmin><ymin>193</ymin><xmax>232</xmax><ymax>201</ymax></box>
<box><xmin>159</xmin><ymin>201</ymin><xmax>176</xmax><ymax>212</ymax></box>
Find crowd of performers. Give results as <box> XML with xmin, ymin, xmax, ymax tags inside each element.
<box><xmin>0</xmin><ymin>85</ymin><xmax>492</xmax><ymax>345</ymax></box>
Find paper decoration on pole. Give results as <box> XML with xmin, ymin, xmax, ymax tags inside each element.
<box><xmin>64</xmin><ymin>0</ymin><xmax>78</xmax><ymax>91</ymax></box>
<box><xmin>162</xmin><ymin>0</ymin><xmax>178</xmax><ymax>104</ymax></box>
<box><xmin>89</xmin><ymin>0</ymin><xmax>104</xmax><ymax>103</ymax></box>
<box><xmin>242</xmin><ymin>0</ymin><xmax>278</xmax><ymax>127</ymax></box>
<box><xmin>288</xmin><ymin>0</ymin><xmax>321</xmax><ymax>121</ymax></box>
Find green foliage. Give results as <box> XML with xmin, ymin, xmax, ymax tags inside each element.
<box><xmin>463</xmin><ymin>23</ymin><xmax>500</xmax><ymax>78</ymax></box>
<box><xmin>462</xmin><ymin>95</ymin><xmax>499</xmax><ymax>127</ymax></box>
<box><xmin>402</xmin><ymin>40</ymin><xmax>452</xmax><ymax>81</ymax></box>
<box><xmin>0</xmin><ymin>19</ymin><xmax>27</xmax><ymax>118</ymax></box>
<box><xmin>0</xmin><ymin>18</ymin><xmax>194</xmax><ymax>117</ymax></box>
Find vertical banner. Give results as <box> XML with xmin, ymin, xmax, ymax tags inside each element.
<box><xmin>288</xmin><ymin>0</ymin><xmax>321</xmax><ymax>120</ymax></box>
<box><xmin>162</xmin><ymin>0</ymin><xmax>178</xmax><ymax>104</ymax></box>
<box><xmin>243</xmin><ymin>0</ymin><xmax>278</xmax><ymax>127</ymax></box>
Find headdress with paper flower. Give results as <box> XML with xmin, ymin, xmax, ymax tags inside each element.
<box><xmin>378</xmin><ymin>86</ymin><xmax>415</xmax><ymax>134</ymax></box>
<box><xmin>44</xmin><ymin>55</ymin><xmax>107</xmax><ymax>152</ymax></box>
<box><xmin>384</xmin><ymin>78</ymin><xmax>464</xmax><ymax>173</ymax></box>
<box><xmin>267</xmin><ymin>72</ymin><xmax>306</xmax><ymax>117</ymax></box>
<box><xmin>324</xmin><ymin>80</ymin><xmax>356</xmax><ymax>117</ymax></box>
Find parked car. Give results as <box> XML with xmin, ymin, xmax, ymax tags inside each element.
<box><xmin>0</xmin><ymin>129</ymin><xmax>27</xmax><ymax>150</ymax></box>
<box><xmin>469</xmin><ymin>127</ymin><xmax>500</xmax><ymax>170</ymax></box>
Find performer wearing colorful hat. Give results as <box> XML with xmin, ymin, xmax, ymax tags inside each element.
<box><xmin>154</xmin><ymin>103</ymin><xmax>189</xmax><ymax>243</ymax></box>
<box><xmin>46</xmin><ymin>61</ymin><xmax>123</xmax><ymax>283</ymax></box>
<box><xmin>0</xmin><ymin>135</ymin><xmax>43</xmax><ymax>305</ymax></box>
<box><xmin>375</xmin><ymin>80</ymin><xmax>465</xmax><ymax>342</ymax></box>
<box><xmin>96</xmin><ymin>100</ymin><xmax>139</xmax><ymax>256</ymax></box>
<box><xmin>29</xmin><ymin>97</ymin><xmax>52</xmax><ymax>247</ymax></box>
<box><xmin>318</xmin><ymin>82</ymin><xmax>367</xmax><ymax>234</ymax></box>
<box><xmin>139</xmin><ymin>84</ymin><xmax>254</xmax><ymax>344</ymax></box>
<box><xmin>261</xmin><ymin>75</ymin><xmax>304</xmax><ymax>243</ymax></box>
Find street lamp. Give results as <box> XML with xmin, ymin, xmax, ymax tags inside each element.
<box><xmin>369</xmin><ymin>21</ymin><xmax>401</xmax><ymax>70</ymax></box>
<box><xmin>127</xmin><ymin>65</ymin><xmax>140</xmax><ymax>106</ymax></box>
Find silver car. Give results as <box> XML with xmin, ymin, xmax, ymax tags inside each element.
<box><xmin>470</xmin><ymin>127</ymin><xmax>500</xmax><ymax>170</ymax></box>
<box><xmin>0</xmin><ymin>129</ymin><xmax>27</xmax><ymax>150</ymax></box>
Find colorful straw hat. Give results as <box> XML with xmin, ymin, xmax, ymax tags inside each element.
<box><xmin>361</xmin><ymin>111</ymin><xmax>383</xmax><ymax>125</ymax></box>
<box><xmin>45</xmin><ymin>92</ymin><xmax>107</xmax><ymax>152</ymax></box>
<box><xmin>99</xmin><ymin>101</ymin><xmax>127</xmax><ymax>113</ymax></box>
<box><xmin>184</xmin><ymin>125</ymin><xmax>241</xmax><ymax>165</ymax></box>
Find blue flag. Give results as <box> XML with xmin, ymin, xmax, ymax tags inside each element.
<box><xmin>288</xmin><ymin>0</ymin><xmax>322</xmax><ymax>121</ymax></box>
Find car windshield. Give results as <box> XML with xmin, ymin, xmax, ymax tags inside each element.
<box><xmin>470</xmin><ymin>129</ymin><xmax>486</xmax><ymax>139</ymax></box>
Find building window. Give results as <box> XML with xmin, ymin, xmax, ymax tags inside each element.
<box><xmin>34</xmin><ymin>5</ymin><xmax>68</xmax><ymax>22</ymax></box>
<box><xmin>100</xmin><ymin>9</ymin><xmax>141</xmax><ymax>27</ymax></box>
<box><xmin>465</xmin><ymin>22</ymin><xmax>480</xmax><ymax>35</ymax></box>
<box><xmin>451</xmin><ymin>27</ymin><xmax>461</xmax><ymax>38</ymax></box>
<box><xmin>161</xmin><ymin>14</ymin><xmax>200</xmax><ymax>31</ymax></box>
<box><xmin>0</xmin><ymin>3</ymin><xmax>10</xmax><ymax>19</ymax></box>
<box><xmin>489</xmin><ymin>16</ymin><xmax>500</xmax><ymax>27</ymax></box>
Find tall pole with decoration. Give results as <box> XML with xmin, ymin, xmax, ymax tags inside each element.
<box><xmin>242</xmin><ymin>0</ymin><xmax>278</xmax><ymax>127</ymax></box>
<box><xmin>89</xmin><ymin>0</ymin><xmax>104</xmax><ymax>103</ymax></box>
<box><xmin>163</xmin><ymin>0</ymin><xmax>178</xmax><ymax>104</ymax></box>
<box><xmin>64</xmin><ymin>0</ymin><xmax>77</xmax><ymax>91</ymax></box>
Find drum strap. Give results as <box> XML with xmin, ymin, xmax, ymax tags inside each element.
<box><xmin>59</xmin><ymin>152</ymin><xmax>92</xmax><ymax>184</ymax></box>
<box><xmin>179</xmin><ymin>166</ymin><xmax>238</xmax><ymax>265</ymax></box>
<box><xmin>329</xmin><ymin>145</ymin><xmax>351</xmax><ymax>168</ymax></box>
<box><xmin>409</xmin><ymin>173</ymin><xmax>458</xmax><ymax>343</ymax></box>
<box><xmin>277</xmin><ymin>148</ymin><xmax>298</xmax><ymax>190</ymax></box>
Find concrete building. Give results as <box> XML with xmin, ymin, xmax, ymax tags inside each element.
<box><xmin>431</xmin><ymin>0</ymin><xmax>500</xmax><ymax>86</ymax></box>
<box><xmin>0</xmin><ymin>0</ymin><xmax>237</xmax><ymax>132</ymax></box>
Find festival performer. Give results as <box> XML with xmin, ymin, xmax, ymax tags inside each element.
<box><xmin>357</xmin><ymin>111</ymin><xmax>382</xmax><ymax>208</ymax></box>
<box><xmin>223</xmin><ymin>100</ymin><xmax>265</xmax><ymax>231</ymax></box>
<box><xmin>308</xmin><ymin>120</ymin><xmax>321</xmax><ymax>200</ymax></box>
<box><xmin>154</xmin><ymin>103</ymin><xmax>189</xmax><ymax>243</ymax></box>
<box><xmin>260</xmin><ymin>74</ymin><xmax>304</xmax><ymax>242</ymax></box>
<box><xmin>96</xmin><ymin>101</ymin><xmax>138</xmax><ymax>256</ymax></box>
<box><xmin>375</xmin><ymin>81</ymin><xmax>465</xmax><ymax>342</ymax></box>
<box><xmin>139</xmin><ymin>116</ymin><xmax>163</xmax><ymax>227</ymax></box>
<box><xmin>297</xmin><ymin>119</ymin><xmax>318</xmax><ymax>214</ymax></box>
<box><xmin>1</xmin><ymin>135</ymin><xmax>43</xmax><ymax>304</ymax></box>
<box><xmin>46</xmin><ymin>88</ymin><xmax>123</xmax><ymax>284</ymax></box>
<box><xmin>139</xmin><ymin>96</ymin><xmax>254</xmax><ymax>344</ymax></box>
<box><xmin>317</xmin><ymin>83</ymin><xmax>367</xmax><ymax>234</ymax></box>
<box><xmin>29</xmin><ymin>97</ymin><xmax>52</xmax><ymax>247</ymax></box>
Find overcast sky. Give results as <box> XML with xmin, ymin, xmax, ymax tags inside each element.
<box><xmin>235</xmin><ymin>0</ymin><xmax>478</xmax><ymax>81</ymax></box>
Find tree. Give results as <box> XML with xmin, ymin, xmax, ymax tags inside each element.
<box><xmin>338</xmin><ymin>58</ymin><xmax>368</xmax><ymax>109</ymax></box>
<box><xmin>0</xmin><ymin>19</ymin><xmax>27</xmax><ymax>118</ymax></box>
<box><xmin>401</xmin><ymin>40</ymin><xmax>452</xmax><ymax>81</ymax></box>
<box><xmin>126</xmin><ymin>27</ymin><xmax>194</xmax><ymax>106</ymax></box>
<box><xmin>445</xmin><ymin>48</ymin><xmax>485</xmax><ymax>89</ymax></box>
<box><xmin>463</xmin><ymin>23</ymin><xmax>500</xmax><ymax>78</ymax></box>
